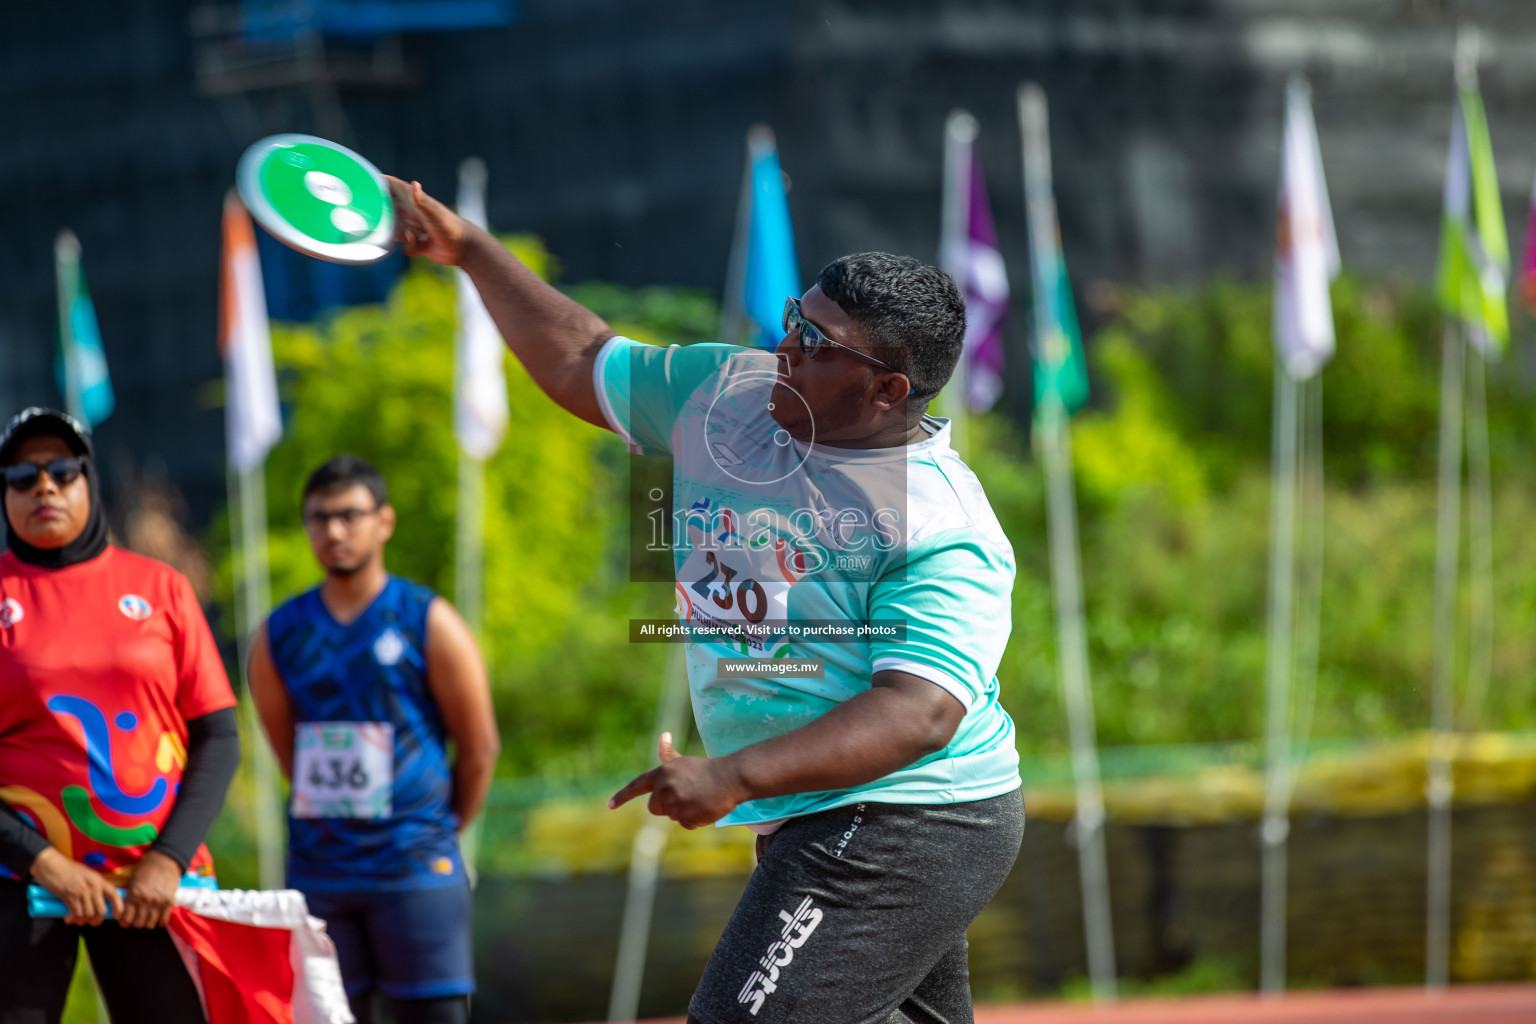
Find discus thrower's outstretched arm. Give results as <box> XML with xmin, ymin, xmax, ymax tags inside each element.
<box><xmin>387</xmin><ymin>175</ymin><xmax>614</xmax><ymax>430</ymax></box>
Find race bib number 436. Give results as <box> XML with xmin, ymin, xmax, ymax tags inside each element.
<box><xmin>291</xmin><ymin>722</ymin><xmax>394</xmax><ymax>819</ymax></box>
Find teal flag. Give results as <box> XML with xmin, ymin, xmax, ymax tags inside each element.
<box><xmin>1021</xmin><ymin>89</ymin><xmax>1087</xmax><ymax>419</ymax></box>
<box><xmin>742</xmin><ymin>128</ymin><xmax>800</xmax><ymax>349</ymax></box>
<box><xmin>54</xmin><ymin>231</ymin><xmax>115</xmax><ymax>427</ymax></box>
<box><xmin>1030</xmin><ymin>243</ymin><xmax>1089</xmax><ymax>417</ymax></box>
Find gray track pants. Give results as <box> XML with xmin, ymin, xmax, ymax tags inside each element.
<box><xmin>688</xmin><ymin>789</ymin><xmax>1025</xmax><ymax>1024</ymax></box>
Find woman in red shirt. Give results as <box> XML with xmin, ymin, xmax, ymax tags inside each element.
<box><xmin>0</xmin><ymin>408</ymin><xmax>241</xmax><ymax>1024</ymax></box>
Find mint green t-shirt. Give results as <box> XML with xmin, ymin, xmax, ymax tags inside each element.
<box><xmin>595</xmin><ymin>337</ymin><xmax>1021</xmax><ymax>827</ymax></box>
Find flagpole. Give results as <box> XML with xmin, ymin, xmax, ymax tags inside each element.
<box><xmin>1260</xmin><ymin>359</ymin><xmax>1300</xmax><ymax>995</ymax></box>
<box><xmin>1038</xmin><ymin>400</ymin><xmax>1115</xmax><ymax>1002</ymax></box>
<box><xmin>222</xmin><ymin>191</ymin><xmax>286</xmax><ymax>893</ymax></box>
<box><xmin>452</xmin><ymin>156</ymin><xmax>497</xmax><ymax>881</ymax></box>
<box><xmin>228</xmin><ymin>459</ymin><xmax>285</xmax><ymax>891</ymax></box>
<box><xmin>607</xmin><ymin>644</ymin><xmax>690</xmax><ymax>1024</ymax></box>
<box><xmin>939</xmin><ymin>111</ymin><xmax>976</xmax><ymax>461</ymax></box>
<box><xmin>1461</xmin><ymin>351</ymin><xmax>1493</xmax><ymax>729</ymax></box>
<box><xmin>1020</xmin><ymin>82</ymin><xmax>1117</xmax><ymax>1004</ymax></box>
<box><xmin>54</xmin><ymin>231</ymin><xmax>85</xmax><ymax>423</ymax></box>
<box><xmin>1426</xmin><ymin>321</ymin><xmax>1463</xmax><ymax>990</ymax></box>
<box><xmin>453</xmin><ymin>448</ymin><xmax>486</xmax><ymax>879</ymax></box>
<box><xmin>1425</xmin><ymin>26</ymin><xmax>1490</xmax><ymax>989</ymax></box>
<box><xmin>1289</xmin><ymin>374</ymin><xmax>1326</xmax><ymax>800</ymax></box>
<box><xmin>450</xmin><ymin>454</ymin><xmax>488</xmax><ymax>627</ymax></box>
<box><xmin>1261</xmin><ymin>74</ymin><xmax>1339</xmax><ymax>995</ymax></box>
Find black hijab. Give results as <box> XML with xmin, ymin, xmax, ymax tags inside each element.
<box><xmin>0</xmin><ymin>408</ymin><xmax>109</xmax><ymax>568</ymax></box>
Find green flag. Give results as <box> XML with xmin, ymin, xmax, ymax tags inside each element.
<box><xmin>1030</xmin><ymin>242</ymin><xmax>1089</xmax><ymax>417</ymax></box>
<box><xmin>1436</xmin><ymin>84</ymin><xmax>1509</xmax><ymax>356</ymax></box>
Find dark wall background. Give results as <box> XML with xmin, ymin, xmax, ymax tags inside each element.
<box><xmin>6</xmin><ymin>0</ymin><xmax>1536</xmax><ymax>527</ymax></box>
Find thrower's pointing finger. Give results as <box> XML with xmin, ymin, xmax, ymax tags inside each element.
<box><xmin>609</xmin><ymin>768</ymin><xmax>659</xmax><ymax>809</ymax></box>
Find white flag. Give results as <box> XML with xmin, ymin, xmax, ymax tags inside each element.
<box><xmin>1272</xmin><ymin>79</ymin><xmax>1340</xmax><ymax>380</ymax></box>
<box><xmin>454</xmin><ymin>158</ymin><xmax>509</xmax><ymax>461</ymax></box>
<box><xmin>221</xmin><ymin>194</ymin><xmax>282</xmax><ymax>472</ymax></box>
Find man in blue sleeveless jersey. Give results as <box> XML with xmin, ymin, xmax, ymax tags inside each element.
<box><xmin>247</xmin><ymin>456</ymin><xmax>499</xmax><ymax>1024</ymax></box>
<box><xmin>388</xmin><ymin>180</ymin><xmax>1024</xmax><ymax>1024</ymax></box>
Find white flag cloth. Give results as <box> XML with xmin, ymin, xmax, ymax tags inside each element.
<box><xmin>1272</xmin><ymin>80</ymin><xmax>1340</xmax><ymax>380</ymax></box>
<box><xmin>221</xmin><ymin>195</ymin><xmax>283</xmax><ymax>472</ymax></box>
<box><xmin>168</xmin><ymin>888</ymin><xmax>353</xmax><ymax>1024</ymax></box>
<box><xmin>454</xmin><ymin>158</ymin><xmax>509</xmax><ymax>461</ymax></box>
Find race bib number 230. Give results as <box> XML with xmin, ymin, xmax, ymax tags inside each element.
<box><xmin>292</xmin><ymin>722</ymin><xmax>394</xmax><ymax>819</ymax></box>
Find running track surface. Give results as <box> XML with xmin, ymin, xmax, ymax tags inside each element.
<box><xmin>604</xmin><ymin>983</ymin><xmax>1536</xmax><ymax>1023</ymax></box>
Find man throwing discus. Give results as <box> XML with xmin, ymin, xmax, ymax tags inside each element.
<box><xmin>247</xmin><ymin>456</ymin><xmax>499</xmax><ymax>1024</ymax></box>
<box><xmin>391</xmin><ymin>176</ymin><xmax>1023</xmax><ymax>1024</ymax></box>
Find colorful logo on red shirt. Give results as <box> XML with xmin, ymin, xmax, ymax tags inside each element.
<box><xmin>117</xmin><ymin>594</ymin><xmax>153</xmax><ymax>621</ymax></box>
<box><xmin>0</xmin><ymin>598</ymin><xmax>21</xmax><ymax>629</ymax></box>
<box><xmin>46</xmin><ymin>694</ymin><xmax>170</xmax><ymax>855</ymax></box>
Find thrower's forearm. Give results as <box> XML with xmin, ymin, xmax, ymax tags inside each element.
<box><xmin>725</xmin><ymin>671</ymin><xmax>966</xmax><ymax>801</ymax></box>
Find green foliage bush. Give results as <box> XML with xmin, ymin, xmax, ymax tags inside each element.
<box><xmin>975</xmin><ymin>277</ymin><xmax>1536</xmax><ymax>753</ymax></box>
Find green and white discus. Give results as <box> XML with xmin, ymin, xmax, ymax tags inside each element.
<box><xmin>237</xmin><ymin>134</ymin><xmax>395</xmax><ymax>265</ymax></box>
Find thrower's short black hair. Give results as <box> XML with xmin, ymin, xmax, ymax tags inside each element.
<box><xmin>302</xmin><ymin>455</ymin><xmax>388</xmax><ymax>508</ymax></box>
<box><xmin>815</xmin><ymin>252</ymin><xmax>967</xmax><ymax>406</ymax></box>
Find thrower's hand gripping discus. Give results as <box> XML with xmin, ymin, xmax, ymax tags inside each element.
<box><xmin>237</xmin><ymin>134</ymin><xmax>396</xmax><ymax>265</ymax></box>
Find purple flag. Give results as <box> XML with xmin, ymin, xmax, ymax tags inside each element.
<box><xmin>959</xmin><ymin>150</ymin><xmax>1009</xmax><ymax>412</ymax></box>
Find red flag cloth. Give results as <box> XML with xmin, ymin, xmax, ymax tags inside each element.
<box><xmin>168</xmin><ymin>906</ymin><xmax>297</xmax><ymax>1024</ymax></box>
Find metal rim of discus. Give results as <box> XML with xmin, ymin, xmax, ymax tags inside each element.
<box><xmin>236</xmin><ymin>133</ymin><xmax>396</xmax><ymax>265</ymax></box>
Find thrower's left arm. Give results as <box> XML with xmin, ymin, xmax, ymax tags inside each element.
<box><xmin>609</xmin><ymin>671</ymin><xmax>963</xmax><ymax>827</ymax></box>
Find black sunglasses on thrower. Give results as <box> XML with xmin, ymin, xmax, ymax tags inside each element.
<box><xmin>4</xmin><ymin>456</ymin><xmax>87</xmax><ymax>492</ymax></box>
<box><xmin>781</xmin><ymin>297</ymin><xmax>898</xmax><ymax>372</ymax></box>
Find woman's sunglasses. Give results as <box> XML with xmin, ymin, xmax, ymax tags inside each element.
<box><xmin>781</xmin><ymin>297</ymin><xmax>897</xmax><ymax>372</ymax></box>
<box><xmin>4</xmin><ymin>456</ymin><xmax>87</xmax><ymax>493</ymax></box>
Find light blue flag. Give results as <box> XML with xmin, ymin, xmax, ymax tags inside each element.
<box><xmin>742</xmin><ymin>130</ymin><xmax>801</xmax><ymax>349</ymax></box>
<box><xmin>54</xmin><ymin>231</ymin><xmax>115</xmax><ymax>427</ymax></box>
